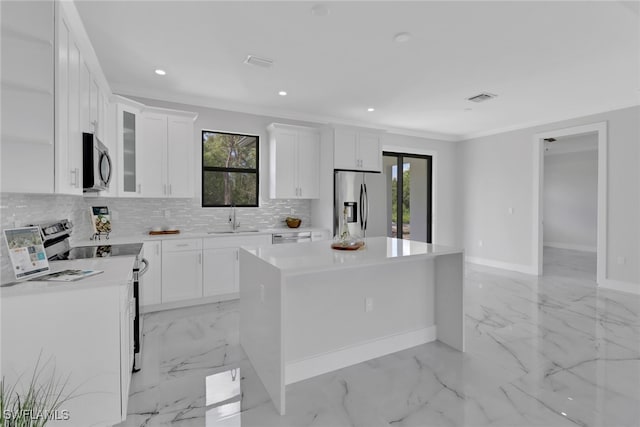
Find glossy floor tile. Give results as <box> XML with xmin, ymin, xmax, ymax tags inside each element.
<box><xmin>117</xmin><ymin>248</ymin><xmax>640</xmax><ymax>426</ymax></box>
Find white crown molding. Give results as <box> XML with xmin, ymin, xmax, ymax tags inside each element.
<box><xmin>458</xmin><ymin>101</ymin><xmax>640</xmax><ymax>141</ymax></box>
<box><xmin>113</xmin><ymin>84</ymin><xmax>639</xmax><ymax>144</ymax></box>
<box><xmin>112</xmin><ymin>84</ymin><xmax>460</xmax><ymax>142</ymax></box>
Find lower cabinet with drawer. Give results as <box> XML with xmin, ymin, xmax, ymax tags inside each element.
<box><xmin>161</xmin><ymin>238</ymin><xmax>203</xmax><ymax>303</ymax></box>
<box><xmin>203</xmin><ymin>234</ymin><xmax>272</xmax><ymax>297</ymax></box>
<box><xmin>144</xmin><ymin>234</ymin><xmax>274</xmax><ymax>311</ymax></box>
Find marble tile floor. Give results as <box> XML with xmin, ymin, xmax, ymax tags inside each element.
<box><xmin>117</xmin><ymin>248</ymin><xmax>640</xmax><ymax>427</ymax></box>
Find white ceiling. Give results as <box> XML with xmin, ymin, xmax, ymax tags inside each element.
<box><xmin>75</xmin><ymin>1</ymin><xmax>640</xmax><ymax>141</ymax></box>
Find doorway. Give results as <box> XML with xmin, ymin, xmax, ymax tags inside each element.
<box><xmin>382</xmin><ymin>152</ymin><xmax>433</xmax><ymax>242</ymax></box>
<box><xmin>533</xmin><ymin>122</ymin><xmax>607</xmax><ymax>284</ymax></box>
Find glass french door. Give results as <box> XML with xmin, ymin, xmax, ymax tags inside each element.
<box><xmin>383</xmin><ymin>152</ymin><xmax>433</xmax><ymax>242</ymax></box>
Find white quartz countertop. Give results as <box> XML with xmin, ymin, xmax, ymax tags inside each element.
<box><xmin>243</xmin><ymin>237</ymin><xmax>463</xmax><ymax>274</ymax></box>
<box><xmin>1</xmin><ymin>256</ymin><xmax>136</xmax><ymax>297</ymax></box>
<box><xmin>72</xmin><ymin>227</ymin><xmax>329</xmax><ymax>246</ymax></box>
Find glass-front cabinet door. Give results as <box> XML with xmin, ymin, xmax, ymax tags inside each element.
<box><xmin>117</xmin><ymin>103</ymin><xmax>141</xmax><ymax>196</ymax></box>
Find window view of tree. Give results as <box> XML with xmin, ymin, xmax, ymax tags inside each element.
<box><xmin>202</xmin><ymin>131</ymin><xmax>258</xmax><ymax>207</ymax></box>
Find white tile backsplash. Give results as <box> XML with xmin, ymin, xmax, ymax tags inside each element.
<box><xmin>0</xmin><ymin>193</ymin><xmax>310</xmax><ymax>284</ymax></box>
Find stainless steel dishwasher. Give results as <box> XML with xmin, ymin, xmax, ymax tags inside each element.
<box><xmin>272</xmin><ymin>231</ymin><xmax>312</xmax><ymax>244</ymax></box>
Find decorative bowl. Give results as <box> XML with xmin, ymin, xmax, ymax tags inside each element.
<box><xmin>286</xmin><ymin>217</ymin><xmax>301</xmax><ymax>228</ymax></box>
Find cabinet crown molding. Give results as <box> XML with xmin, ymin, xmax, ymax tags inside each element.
<box><xmin>112</xmin><ymin>95</ymin><xmax>198</xmax><ymax>120</ymax></box>
<box><xmin>268</xmin><ymin>123</ymin><xmax>320</xmax><ymax>133</ymax></box>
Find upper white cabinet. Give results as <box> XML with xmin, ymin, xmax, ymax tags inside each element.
<box><xmin>140</xmin><ymin>110</ymin><xmax>197</xmax><ymax>198</ymax></box>
<box><xmin>55</xmin><ymin>5</ymin><xmax>83</xmax><ymax>195</ymax></box>
<box><xmin>0</xmin><ymin>0</ymin><xmax>55</xmax><ymax>193</ymax></box>
<box><xmin>334</xmin><ymin>128</ymin><xmax>382</xmax><ymax>172</ymax></box>
<box><xmin>116</xmin><ymin>98</ymin><xmax>143</xmax><ymax>197</ymax></box>
<box><xmin>268</xmin><ymin>123</ymin><xmax>320</xmax><ymax>199</ymax></box>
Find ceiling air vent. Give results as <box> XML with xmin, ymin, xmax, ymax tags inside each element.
<box><xmin>467</xmin><ymin>92</ymin><xmax>498</xmax><ymax>103</ymax></box>
<box><xmin>244</xmin><ymin>55</ymin><xmax>274</xmax><ymax>69</ymax></box>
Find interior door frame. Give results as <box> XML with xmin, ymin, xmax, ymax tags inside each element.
<box><xmin>532</xmin><ymin>121</ymin><xmax>607</xmax><ymax>283</ymax></box>
<box><xmin>383</xmin><ymin>150</ymin><xmax>433</xmax><ymax>243</ymax></box>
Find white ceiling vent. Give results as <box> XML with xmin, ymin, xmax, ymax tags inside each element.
<box><xmin>244</xmin><ymin>55</ymin><xmax>274</xmax><ymax>69</ymax></box>
<box><xmin>467</xmin><ymin>92</ymin><xmax>498</xmax><ymax>103</ymax></box>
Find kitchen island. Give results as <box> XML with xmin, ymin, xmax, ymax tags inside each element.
<box><xmin>239</xmin><ymin>236</ymin><xmax>464</xmax><ymax>415</ymax></box>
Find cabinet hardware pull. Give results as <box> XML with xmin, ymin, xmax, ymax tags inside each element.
<box><xmin>164</xmin><ymin>184</ymin><xmax>167</xmax><ymax>195</ymax></box>
<box><xmin>137</xmin><ymin>184</ymin><xmax>142</xmax><ymax>194</ymax></box>
<box><xmin>198</xmin><ymin>253</ymin><xmax>202</xmax><ymax>264</ymax></box>
<box><xmin>169</xmin><ymin>184</ymin><xmax>172</xmax><ymax>195</ymax></box>
<box><xmin>176</xmin><ymin>243</ymin><xmax>188</xmax><ymax>247</ymax></box>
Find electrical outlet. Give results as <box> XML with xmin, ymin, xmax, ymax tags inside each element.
<box><xmin>617</xmin><ymin>256</ymin><xmax>626</xmax><ymax>265</ymax></box>
<box><xmin>478</xmin><ymin>240</ymin><xmax>483</xmax><ymax>247</ymax></box>
<box><xmin>508</xmin><ymin>207</ymin><xmax>514</xmax><ymax>215</ymax></box>
<box><xmin>365</xmin><ymin>297</ymin><xmax>373</xmax><ymax>313</ymax></box>
<box><xmin>164</xmin><ymin>209</ymin><xmax>171</xmax><ymax>219</ymax></box>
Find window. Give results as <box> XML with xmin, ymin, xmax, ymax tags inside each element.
<box><xmin>202</xmin><ymin>130</ymin><xmax>259</xmax><ymax>207</ymax></box>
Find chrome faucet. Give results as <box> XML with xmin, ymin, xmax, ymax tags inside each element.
<box><xmin>229</xmin><ymin>204</ymin><xmax>240</xmax><ymax>231</ymax></box>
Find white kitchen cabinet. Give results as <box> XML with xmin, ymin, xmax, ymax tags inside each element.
<box><xmin>120</xmin><ymin>277</ymin><xmax>135</xmax><ymax>417</ymax></box>
<box><xmin>0</xmin><ymin>0</ymin><xmax>55</xmax><ymax>193</ymax></box>
<box><xmin>139</xmin><ymin>110</ymin><xmax>196</xmax><ymax>198</ymax></box>
<box><xmin>203</xmin><ymin>234</ymin><xmax>272</xmax><ymax>297</ymax></box>
<box><xmin>80</xmin><ymin>59</ymin><xmax>92</xmax><ymax>133</ymax></box>
<box><xmin>141</xmin><ymin>241</ymin><xmax>162</xmax><ymax>308</ymax></box>
<box><xmin>203</xmin><ymin>247</ymin><xmax>238</xmax><ymax>296</ymax></box>
<box><xmin>161</xmin><ymin>239</ymin><xmax>203</xmax><ymax>303</ymax></box>
<box><xmin>167</xmin><ymin>115</ymin><xmax>196</xmax><ymax>197</ymax></box>
<box><xmin>116</xmin><ymin>98</ymin><xmax>143</xmax><ymax>197</ymax></box>
<box><xmin>140</xmin><ymin>112</ymin><xmax>167</xmax><ymax>197</ymax></box>
<box><xmin>268</xmin><ymin>123</ymin><xmax>320</xmax><ymax>199</ymax></box>
<box><xmin>1</xmin><ymin>282</ymin><xmax>129</xmax><ymax>426</ymax></box>
<box><xmin>334</xmin><ymin>128</ymin><xmax>382</xmax><ymax>172</ymax></box>
<box><xmin>54</xmin><ymin>5</ymin><xmax>83</xmax><ymax>195</ymax></box>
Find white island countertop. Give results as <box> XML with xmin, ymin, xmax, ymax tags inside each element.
<box><xmin>244</xmin><ymin>237</ymin><xmax>462</xmax><ymax>275</ymax></box>
<box><xmin>0</xmin><ymin>256</ymin><xmax>136</xmax><ymax>297</ymax></box>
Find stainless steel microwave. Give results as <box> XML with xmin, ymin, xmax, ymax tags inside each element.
<box><xmin>83</xmin><ymin>132</ymin><xmax>112</xmax><ymax>192</ymax></box>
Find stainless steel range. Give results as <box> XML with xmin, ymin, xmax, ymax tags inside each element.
<box><xmin>34</xmin><ymin>220</ymin><xmax>148</xmax><ymax>371</ymax></box>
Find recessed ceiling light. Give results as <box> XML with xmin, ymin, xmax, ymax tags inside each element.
<box><xmin>155</xmin><ymin>69</ymin><xmax>166</xmax><ymax>76</ymax></box>
<box><xmin>393</xmin><ymin>32</ymin><xmax>412</xmax><ymax>43</ymax></box>
<box><xmin>367</xmin><ymin>108</ymin><xmax>375</xmax><ymax>112</ymax></box>
<box><xmin>311</xmin><ymin>4</ymin><xmax>330</xmax><ymax>16</ymax></box>
<box><xmin>278</xmin><ymin>91</ymin><xmax>287</xmax><ymax>96</ymax></box>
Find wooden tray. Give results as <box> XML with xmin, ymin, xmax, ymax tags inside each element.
<box><xmin>331</xmin><ymin>241</ymin><xmax>365</xmax><ymax>251</ymax></box>
<box><xmin>148</xmin><ymin>230</ymin><xmax>180</xmax><ymax>235</ymax></box>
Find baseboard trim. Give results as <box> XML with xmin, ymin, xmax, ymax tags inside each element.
<box><xmin>544</xmin><ymin>242</ymin><xmax>597</xmax><ymax>253</ymax></box>
<box><xmin>465</xmin><ymin>256</ymin><xmax>537</xmax><ymax>275</ymax></box>
<box><xmin>599</xmin><ymin>279</ymin><xmax>640</xmax><ymax>295</ymax></box>
<box><xmin>284</xmin><ymin>326</ymin><xmax>437</xmax><ymax>385</ymax></box>
<box><xmin>141</xmin><ymin>292</ymin><xmax>239</xmax><ymax>314</ymax></box>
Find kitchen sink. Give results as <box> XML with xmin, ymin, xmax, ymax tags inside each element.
<box><xmin>207</xmin><ymin>229</ymin><xmax>261</xmax><ymax>234</ymax></box>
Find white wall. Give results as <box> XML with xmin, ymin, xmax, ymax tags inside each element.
<box><xmin>543</xmin><ymin>145</ymin><xmax>598</xmax><ymax>252</ymax></box>
<box><xmin>459</xmin><ymin>106</ymin><xmax>639</xmax><ymax>286</ymax></box>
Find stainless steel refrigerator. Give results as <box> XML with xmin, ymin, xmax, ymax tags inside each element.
<box><xmin>334</xmin><ymin>170</ymin><xmax>388</xmax><ymax>239</ymax></box>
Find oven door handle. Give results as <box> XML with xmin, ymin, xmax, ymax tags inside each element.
<box><xmin>138</xmin><ymin>258</ymin><xmax>150</xmax><ymax>277</ymax></box>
